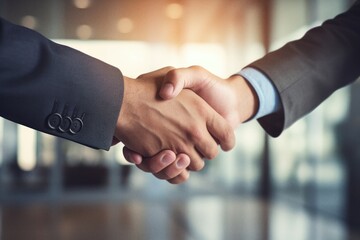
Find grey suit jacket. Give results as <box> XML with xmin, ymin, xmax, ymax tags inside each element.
<box><xmin>0</xmin><ymin>18</ymin><xmax>124</xmax><ymax>150</ymax></box>
<box><xmin>250</xmin><ymin>0</ymin><xmax>360</xmax><ymax>137</ymax></box>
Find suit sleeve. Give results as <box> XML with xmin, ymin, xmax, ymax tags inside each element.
<box><xmin>0</xmin><ymin>18</ymin><xmax>124</xmax><ymax>150</ymax></box>
<box><xmin>249</xmin><ymin>0</ymin><xmax>360</xmax><ymax>137</ymax></box>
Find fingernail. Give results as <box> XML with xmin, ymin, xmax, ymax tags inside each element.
<box><xmin>161</xmin><ymin>154</ymin><xmax>174</xmax><ymax>165</ymax></box>
<box><xmin>162</xmin><ymin>83</ymin><xmax>174</xmax><ymax>96</ymax></box>
<box><xmin>176</xmin><ymin>158</ymin><xmax>189</xmax><ymax>169</ymax></box>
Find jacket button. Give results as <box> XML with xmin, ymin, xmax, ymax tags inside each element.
<box><xmin>47</xmin><ymin>113</ymin><xmax>62</xmax><ymax>130</ymax></box>
<box><xmin>59</xmin><ymin>116</ymin><xmax>72</xmax><ymax>132</ymax></box>
<box><xmin>70</xmin><ymin>118</ymin><xmax>83</xmax><ymax>134</ymax></box>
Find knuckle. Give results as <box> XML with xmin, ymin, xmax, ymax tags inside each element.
<box><xmin>163</xmin><ymin>66</ymin><xmax>175</xmax><ymax>72</ymax></box>
<box><xmin>188</xmin><ymin>127</ymin><xmax>203</xmax><ymax>142</ymax></box>
<box><xmin>198</xmin><ymin>105</ymin><xmax>208</xmax><ymax>117</ymax></box>
<box><xmin>189</xmin><ymin>65</ymin><xmax>207</xmax><ymax>79</ymax></box>
<box><xmin>189</xmin><ymin>65</ymin><xmax>203</xmax><ymax>72</ymax></box>
<box><xmin>166</xmin><ymin>68</ymin><xmax>180</xmax><ymax>81</ymax></box>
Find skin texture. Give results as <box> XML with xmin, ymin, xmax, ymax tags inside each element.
<box><xmin>123</xmin><ymin>66</ymin><xmax>259</xmax><ymax>184</ymax></box>
<box><xmin>113</xmin><ymin>67</ymin><xmax>236</xmax><ymax>173</ymax></box>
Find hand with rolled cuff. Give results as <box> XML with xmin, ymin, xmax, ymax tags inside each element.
<box><xmin>123</xmin><ymin>66</ymin><xmax>259</xmax><ymax>184</ymax></box>
<box><xmin>112</xmin><ymin>67</ymin><xmax>236</xmax><ymax>182</ymax></box>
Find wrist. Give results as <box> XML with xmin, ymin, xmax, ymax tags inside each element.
<box><xmin>228</xmin><ymin>75</ymin><xmax>259</xmax><ymax>123</ymax></box>
<box><xmin>115</xmin><ymin>76</ymin><xmax>133</xmax><ymax>142</ymax></box>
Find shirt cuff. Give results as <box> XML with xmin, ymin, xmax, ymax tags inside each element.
<box><xmin>238</xmin><ymin>67</ymin><xmax>282</xmax><ymax>119</ymax></box>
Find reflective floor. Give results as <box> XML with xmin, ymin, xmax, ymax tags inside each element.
<box><xmin>1</xmin><ymin>195</ymin><xmax>359</xmax><ymax>240</ymax></box>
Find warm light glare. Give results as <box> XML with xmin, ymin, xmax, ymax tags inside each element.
<box><xmin>73</xmin><ymin>0</ymin><xmax>91</xmax><ymax>9</ymax></box>
<box><xmin>17</xmin><ymin>126</ymin><xmax>37</xmax><ymax>171</ymax></box>
<box><xmin>180</xmin><ymin>43</ymin><xmax>226</xmax><ymax>75</ymax></box>
<box><xmin>55</xmin><ymin>40</ymin><xmax>227</xmax><ymax>79</ymax></box>
<box><xmin>117</xmin><ymin>18</ymin><xmax>134</xmax><ymax>34</ymax></box>
<box><xmin>76</xmin><ymin>25</ymin><xmax>93</xmax><ymax>39</ymax></box>
<box><xmin>55</xmin><ymin>40</ymin><xmax>152</xmax><ymax>77</ymax></box>
<box><xmin>21</xmin><ymin>15</ymin><xmax>38</xmax><ymax>29</ymax></box>
<box><xmin>165</xmin><ymin>3</ymin><xmax>184</xmax><ymax>19</ymax></box>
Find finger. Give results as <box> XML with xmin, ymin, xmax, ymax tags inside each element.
<box><xmin>160</xmin><ymin>66</ymin><xmax>212</xmax><ymax>99</ymax></box>
<box><xmin>167</xmin><ymin>170</ymin><xmax>190</xmax><ymax>184</ymax></box>
<box><xmin>136</xmin><ymin>162</ymin><xmax>151</xmax><ymax>172</ymax></box>
<box><xmin>207</xmin><ymin>111</ymin><xmax>236</xmax><ymax>151</ymax></box>
<box><xmin>153</xmin><ymin>154</ymin><xmax>190</xmax><ymax>179</ymax></box>
<box><xmin>192</xmin><ymin>126</ymin><xmax>219</xmax><ymax>160</ymax></box>
<box><xmin>137</xmin><ymin>66</ymin><xmax>175</xmax><ymax>80</ymax></box>
<box><xmin>136</xmin><ymin>150</ymin><xmax>177</xmax><ymax>173</ymax></box>
<box><xmin>123</xmin><ymin>147</ymin><xmax>143</xmax><ymax>164</ymax></box>
<box><xmin>187</xmin><ymin>150</ymin><xmax>205</xmax><ymax>171</ymax></box>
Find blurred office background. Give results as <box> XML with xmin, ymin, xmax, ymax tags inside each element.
<box><xmin>0</xmin><ymin>0</ymin><xmax>359</xmax><ymax>239</ymax></box>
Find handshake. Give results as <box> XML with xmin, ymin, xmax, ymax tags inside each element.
<box><xmin>112</xmin><ymin>66</ymin><xmax>259</xmax><ymax>184</ymax></box>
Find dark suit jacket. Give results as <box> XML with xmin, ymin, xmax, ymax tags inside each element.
<box><xmin>0</xmin><ymin>18</ymin><xmax>124</xmax><ymax>150</ymax></box>
<box><xmin>250</xmin><ymin>0</ymin><xmax>360</xmax><ymax>137</ymax></box>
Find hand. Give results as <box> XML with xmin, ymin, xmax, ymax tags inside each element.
<box><xmin>113</xmin><ymin>67</ymin><xmax>236</xmax><ymax>172</ymax></box>
<box><xmin>123</xmin><ymin>148</ymin><xmax>191</xmax><ymax>184</ymax></box>
<box><xmin>160</xmin><ymin>65</ymin><xmax>258</xmax><ymax>127</ymax></box>
<box><xmin>124</xmin><ymin>66</ymin><xmax>259</xmax><ymax>184</ymax></box>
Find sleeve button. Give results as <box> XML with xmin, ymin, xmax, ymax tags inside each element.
<box><xmin>59</xmin><ymin>116</ymin><xmax>72</xmax><ymax>132</ymax></box>
<box><xmin>47</xmin><ymin>113</ymin><xmax>62</xmax><ymax>130</ymax></box>
<box><xmin>70</xmin><ymin>118</ymin><xmax>83</xmax><ymax>134</ymax></box>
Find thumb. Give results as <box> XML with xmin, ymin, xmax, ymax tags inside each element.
<box><xmin>159</xmin><ymin>66</ymin><xmax>211</xmax><ymax>100</ymax></box>
<box><xmin>137</xmin><ymin>66</ymin><xmax>174</xmax><ymax>80</ymax></box>
<box><xmin>123</xmin><ymin>147</ymin><xmax>143</xmax><ymax>165</ymax></box>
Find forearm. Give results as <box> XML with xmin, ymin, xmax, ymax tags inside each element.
<box><xmin>0</xmin><ymin>18</ymin><xmax>123</xmax><ymax>149</ymax></box>
<box><xmin>249</xmin><ymin>1</ymin><xmax>360</xmax><ymax>136</ymax></box>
